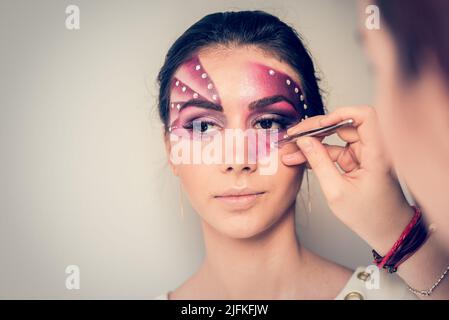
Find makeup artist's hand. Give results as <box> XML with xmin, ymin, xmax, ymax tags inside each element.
<box><xmin>281</xmin><ymin>105</ymin><xmax>414</xmax><ymax>255</ymax></box>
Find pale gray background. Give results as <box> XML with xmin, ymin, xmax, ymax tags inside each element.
<box><xmin>0</xmin><ymin>0</ymin><xmax>378</xmax><ymax>299</ymax></box>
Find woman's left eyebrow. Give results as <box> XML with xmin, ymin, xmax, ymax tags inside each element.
<box><xmin>248</xmin><ymin>95</ymin><xmax>296</xmax><ymax>111</ymax></box>
<box><xmin>179</xmin><ymin>99</ymin><xmax>223</xmax><ymax>112</ymax></box>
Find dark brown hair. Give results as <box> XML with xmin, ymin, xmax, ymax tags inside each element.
<box><xmin>156</xmin><ymin>10</ymin><xmax>325</xmax><ymax>132</ymax></box>
<box><xmin>376</xmin><ymin>0</ymin><xmax>449</xmax><ymax>84</ymax></box>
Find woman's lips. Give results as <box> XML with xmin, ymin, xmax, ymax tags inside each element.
<box><xmin>214</xmin><ymin>190</ymin><xmax>266</xmax><ymax>210</ymax></box>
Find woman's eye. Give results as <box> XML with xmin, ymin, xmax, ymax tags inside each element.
<box><xmin>255</xmin><ymin>119</ymin><xmax>276</xmax><ymax>130</ymax></box>
<box><xmin>197</xmin><ymin>122</ymin><xmax>217</xmax><ymax>133</ymax></box>
<box><xmin>254</xmin><ymin>117</ymin><xmax>289</xmax><ymax>130</ymax></box>
<box><xmin>184</xmin><ymin>120</ymin><xmax>220</xmax><ymax>134</ymax></box>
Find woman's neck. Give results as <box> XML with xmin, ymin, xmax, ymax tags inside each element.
<box><xmin>194</xmin><ymin>203</ymin><xmax>315</xmax><ymax>299</ymax></box>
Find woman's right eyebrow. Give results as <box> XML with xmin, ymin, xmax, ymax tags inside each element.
<box><xmin>179</xmin><ymin>99</ymin><xmax>223</xmax><ymax>112</ymax></box>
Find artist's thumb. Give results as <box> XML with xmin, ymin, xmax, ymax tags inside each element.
<box><xmin>296</xmin><ymin>137</ymin><xmax>344</xmax><ymax>197</ymax></box>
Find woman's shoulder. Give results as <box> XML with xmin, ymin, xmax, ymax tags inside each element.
<box><xmin>152</xmin><ymin>265</ymin><xmax>418</xmax><ymax>300</ymax></box>
<box><xmin>303</xmin><ymin>250</ymin><xmax>354</xmax><ymax>298</ymax></box>
<box><xmin>335</xmin><ymin>266</ymin><xmax>418</xmax><ymax>300</ymax></box>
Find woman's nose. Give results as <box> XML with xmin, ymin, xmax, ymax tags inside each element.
<box><xmin>220</xmin><ymin>134</ymin><xmax>258</xmax><ymax>174</ymax></box>
<box><xmin>222</xmin><ymin>161</ymin><xmax>257</xmax><ymax>175</ymax></box>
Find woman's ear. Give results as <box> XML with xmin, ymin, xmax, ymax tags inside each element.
<box><xmin>163</xmin><ymin>131</ymin><xmax>179</xmax><ymax>176</ymax></box>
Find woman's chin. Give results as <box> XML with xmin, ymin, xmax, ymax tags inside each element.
<box><xmin>207</xmin><ymin>212</ymin><xmax>279</xmax><ymax>240</ymax></box>
<box><xmin>221</xmin><ymin>227</ymin><xmax>269</xmax><ymax>240</ymax></box>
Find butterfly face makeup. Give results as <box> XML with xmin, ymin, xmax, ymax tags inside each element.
<box><xmin>168</xmin><ymin>56</ymin><xmax>222</xmax><ymax>127</ymax></box>
<box><xmin>238</xmin><ymin>61</ymin><xmax>308</xmax><ymax>142</ymax></box>
<box><xmin>168</xmin><ymin>55</ymin><xmax>308</xmax><ymax>152</ymax></box>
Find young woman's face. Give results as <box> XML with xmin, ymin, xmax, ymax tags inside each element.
<box><xmin>165</xmin><ymin>46</ymin><xmax>306</xmax><ymax>239</ymax></box>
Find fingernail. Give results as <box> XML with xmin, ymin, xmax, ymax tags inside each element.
<box><xmin>282</xmin><ymin>153</ymin><xmax>295</xmax><ymax>161</ymax></box>
<box><xmin>318</xmin><ymin>116</ymin><xmax>328</xmax><ymax>126</ymax></box>
<box><xmin>318</xmin><ymin>118</ymin><xmax>325</xmax><ymax>126</ymax></box>
<box><xmin>297</xmin><ymin>138</ymin><xmax>313</xmax><ymax>152</ymax></box>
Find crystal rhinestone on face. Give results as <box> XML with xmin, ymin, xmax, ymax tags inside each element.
<box><xmin>201</xmin><ymin>73</ymin><xmax>207</xmax><ymax>79</ymax></box>
<box><xmin>207</xmin><ymin>83</ymin><xmax>213</xmax><ymax>90</ymax></box>
<box><xmin>294</xmin><ymin>87</ymin><xmax>299</xmax><ymax>93</ymax></box>
<box><xmin>286</xmin><ymin>79</ymin><xmax>291</xmax><ymax>85</ymax></box>
<box><xmin>268</xmin><ymin>69</ymin><xmax>275</xmax><ymax>76</ymax></box>
<box><xmin>195</xmin><ymin>65</ymin><xmax>201</xmax><ymax>71</ymax></box>
<box><xmin>193</xmin><ymin>93</ymin><xmax>198</xmax><ymax>98</ymax></box>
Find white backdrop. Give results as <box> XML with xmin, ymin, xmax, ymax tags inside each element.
<box><xmin>0</xmin><ymin>0</ymin><xmax>376</xmax><ymax>298</ymax></box>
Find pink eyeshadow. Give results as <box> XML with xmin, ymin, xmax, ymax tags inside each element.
<box><xmin>244</xmin><ymin>61</ymin><xmax>307</xmax><ymax>117</ymax></box>
<box><xmin>168</xmin><ymin>59</ymin><xmax>309</xmax><ymax>159</ymax></box>
<box><xmin>168</xmin><ymin>56</ymin><xmax>221</xmax><ymax>126</ymax></box>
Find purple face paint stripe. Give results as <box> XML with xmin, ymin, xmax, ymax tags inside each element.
<box><xmin>172</xmin><ymin>56</ymin><xmax>221</xmax><ymax>104</ymax></box>
<box><xmin>169</xmin><ymin>77</ymin><xmax>211</xmax><ymax>125</ymax></box>
<box><xmin>248</xmin><ymin>62</ymin><xmax>308</xmax><ymax>119</ymax></box>
<box><xmin>169</xmin><ymin>56</ymin><xmax>222</xmax><ymax>128</ymax></box>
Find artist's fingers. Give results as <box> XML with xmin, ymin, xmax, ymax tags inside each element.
<box><xmin>296</xmin><ymin>137</ymin><xmax>345</xmax><ymax>199</ymax></box>
<box><xmin>281</xmin><ymin>150</ymin><xmax>307</xmax><ymax>166</ymax></box>
<box><xmin>322</xmin><ymin>144</ymin><xmax>345</xmax><ymax>162</ymax></box>
<box><xmin>318</xmin><ymin>105</ymin><xmax>380</xmax><ymax>145</ymax></box>
<box><xmin>282</xmin><ymin>143</ymin><xmax>342</xmax><ymax>167</ymax></box>
<box><xmin>336</xmin><ymin>144</ymin><xmax>360</xmax><ymax>172</ymax></box>
<box><xmin>286</xmin><ymin>115</ymin><xmax>327</xmax><ymax>136</ymax></box>
<box><xmin>322</xmin><ymin>144</ymin><xmax>360</xmax><ymax>172</ymax></box>
<box><xmin>335</xmin><ymin>127</ymin><xmax>360</xmax><ymax>144</ymax></box>
<box><xmin>321</xmin><ymin>105</ymin><xmax>393</xmax><ymax>171</ymax></box>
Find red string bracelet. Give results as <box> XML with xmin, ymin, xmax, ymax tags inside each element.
<box><xmin>373</xmin><ymin>206</ymin><xmax>423</xmax><ymax>270</ymax></box>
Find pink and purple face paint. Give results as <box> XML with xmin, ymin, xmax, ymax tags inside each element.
<box><xmin>168</xmin><ymin>56</ymin><xmax>310</xmax><ymax>148</ymax></box>
<box><xmin>168</xmin><ymin>56</ymin><xmax>222</xmax><ymax>124</ymax></box>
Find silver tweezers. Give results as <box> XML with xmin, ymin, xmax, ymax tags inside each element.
<box><xmin>273</xmin><ymin>119</ymin><xmax>354</xmax><ymax>148</ymax></box>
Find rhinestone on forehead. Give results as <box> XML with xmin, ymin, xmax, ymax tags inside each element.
<box><xmin>168</xmin><ymin>56</ymin><xmax>222</xmax><ymax>128</ymax></box>
<box><xmin>168</xmin><ymin>59</ymin><xmax>316</xmax><ymax>132</ymax></box>
<box><xmin>177</xmin><ymin>56</ymin><xmax>220</xmax><ymax>103</ymax></box>
<box><xmin>262</xmin><ymin>63</ymin><xmax>309</xmax><ymax>119</ymax></box>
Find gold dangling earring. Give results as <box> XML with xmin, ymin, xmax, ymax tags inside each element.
<box><xmin>179</xmin><ymin>181</ymin><xmax>185</xmax><ymax>220</ymax></box>
<box><xmin>306</xmin><ymin>169</ymin><xmax>312</xmax><ymax>215</ymax></box>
